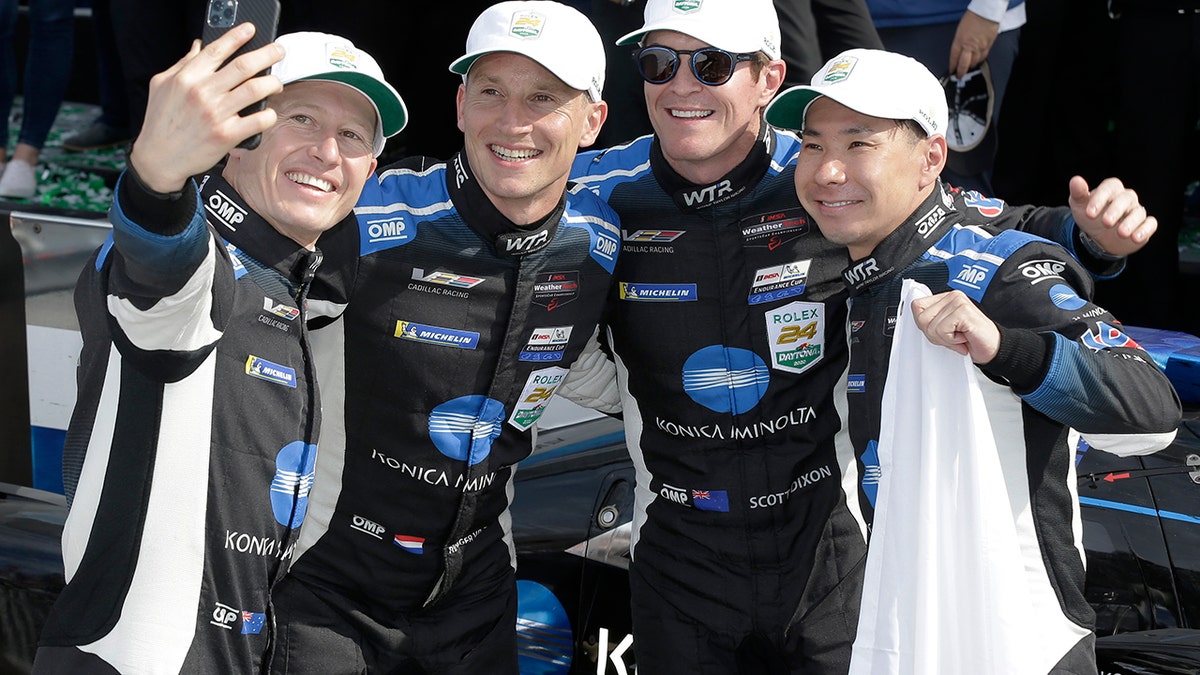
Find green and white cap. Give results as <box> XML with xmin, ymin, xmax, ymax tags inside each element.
<box><xmin>273</xmin><ymin>32</ymin><xmax>408</xmax><ymax>156</ymax></box>
<box><xmin>765</xmin><ymin>49</ymin><xmax>948</xmax><ymax>137</ymax></box>
<box><xmin>449</xmin><ymin>1</ymin><xmax>605</xmax><ymax>102</ymax></box>
<box><xmin>617</xmin><ymin>0</ymin><xmax>781</xmax><ymax>61</ymax></box>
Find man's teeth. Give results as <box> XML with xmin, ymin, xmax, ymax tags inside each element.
<box><xmin>287</xmin><ymin>173</ymin><xmax>333</xmax><ymax>192</ymax></box>
<box><xmin>823</xmin><ymin>200</ymin><xmax>855</xmax><ymax>207</ymax></box>
<box><xmin>671</xmin><ymin>109</ymin><xmax>712</xmax><ymax>118</ymax></box>
<box><xmin>491</xmin><ymin>146</ymin><xmax>541</xmax><ymax>161</ymax></box>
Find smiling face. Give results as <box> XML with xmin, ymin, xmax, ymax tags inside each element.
<box><xmin>642</xmin><ymin>31</ymin><xmax>783</xmax><ymax>185</ymax></box>
<box><xmin>223</xmin><ymin>80</ymin><xmax>379</xmax><ymax>249</ymax></box>
<box><xmin>457</xmin><ymin>52</ymin><xmax>607</xmax><ymax>225</ymax></box>
<box><xmin>793</xmin><ymin>97</ymin><xmax>945</xmax><ymax>260</ymax></box>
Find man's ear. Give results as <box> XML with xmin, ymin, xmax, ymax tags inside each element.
<box><xmin>577</xmin><ymin>100</ymin><xmax>609</xmax><ymax>149</ymax></box>
<box><xmin>920</xmin><ymin>135</ymin><xmax>948</xmax><ymax>189</ymax></box>
<box><xmin>756</xmin><ymin>58</ymin><xmax>787</xmax><ymax>109</ymax></box>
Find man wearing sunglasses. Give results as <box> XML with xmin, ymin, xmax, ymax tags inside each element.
<box><xmin>563</xmin><ymin>0</ymin><xmax>1157</xmax><ymax>672</ymax></box>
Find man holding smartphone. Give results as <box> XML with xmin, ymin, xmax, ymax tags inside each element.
<box><xmin>33</xmin><ymin>26</ymin><xmax>406</xmax><ymax>674</ymax></box>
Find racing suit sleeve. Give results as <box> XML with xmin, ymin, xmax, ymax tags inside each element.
<box><xmin>102</xmin><ymin>168</ymin><xmax>235</xmax><ymax>379</ymax></box>
<box><xmin>980</xmin><ymin>201</ymin><xmax>1125</xmax><ymax>280</ymax></box>
<box><xmin>969</xmin><ymin>237</ymin><xmax>1180</xmax><ymax>456</ymax></box>
<box><xmin>558</xmin><ymin>326</ymin><xmax>623</xmax><ymax>415</ymax></box>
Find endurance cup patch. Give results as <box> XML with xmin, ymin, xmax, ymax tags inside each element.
<box><xmin>765</xmin><ymin>301</ymin><xmax>824</xmax><ymax>374</ymax></box>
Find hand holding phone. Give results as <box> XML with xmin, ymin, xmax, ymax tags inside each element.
<box><xmin>201</xmin><ymin>0</ymin><xmax>281</xmax><ymax>149</ymax></box>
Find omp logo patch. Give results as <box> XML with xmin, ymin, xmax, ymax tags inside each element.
<box><xmin>205</xmin><ymin>190</ymin><xmax>246</xmax><ymax>231</ymax></box>
<box><xmin>365</xmin><ymin>216</ymin><xmax>411</xmax><ymax>244</ymax></box>
<box><xmin>1018</xmin><ymin>259</ymin><xmax>1067</xmax><ymax>285</ymax></box>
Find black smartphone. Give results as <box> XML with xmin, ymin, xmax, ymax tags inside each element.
<box><xmin>201</xmin><ymin>0</ymin><xmax>281</xmax><ymax>149</ymax></box>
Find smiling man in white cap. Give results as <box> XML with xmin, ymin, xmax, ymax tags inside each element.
<box><xmin>32</xmin><ymin>26</ymin><xmax>406</xmax><ymax>675</ymax></box>
<box><xmin>765</xmin><ymin>48</ymin><xmax>1179</xmax><ymax>675</ymax></box>
<box><xmin>266</xmin><ymin>3</ymin><xmax>619</xmax><ymax>674</ymax></box>
<box><xmin>560</xmin><ymin>1</ymin><xmax>1165</xmax><ymax>672</ymax></box>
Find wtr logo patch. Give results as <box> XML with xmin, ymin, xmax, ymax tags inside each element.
<box><xmin>270</xmin><ymin>441</ymin><xmax>317</xmax><ymax>527</ymax></box>
<box><xmin>428</xmin><ymin>395</ymin><xmax>506</xmax><ymax>466</ymax></box>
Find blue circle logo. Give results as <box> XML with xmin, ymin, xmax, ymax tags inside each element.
<box><xmin>428</xmin><ymin>395</ymin><xmax>506</xmax><ymax>465</ymax></box>
<box><xmin>682</xmin><ymin>346</ymin><xmax>770</xmax><ymax>414</ymax></box>
<box><xmin>1048</xmin><ymin>284</ymin><xmax>1087</xmax><ymax>311</ymax></box>
<box><xmin>271</xmin><ymin>441</ymin><xmax>317</xmax><ymax>527</ymax></box>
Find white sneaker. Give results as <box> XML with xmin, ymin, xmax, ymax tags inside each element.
<box><xmin>0</xmin><ymin>159</ymin><xmax>37</xmax><ymax>199</ymax></box>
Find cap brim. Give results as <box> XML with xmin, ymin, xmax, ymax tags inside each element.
<box><xmin>763</xmin><ymin>86</ymin><xmax>823</xmax><ymax>130</ymax></box>
<box><xmin>303</xmin><ymin>71</ymin><xmax>408</xmax><ymax>138</ymax></box>
<box><xmin>616</xmin><ymin>28</ymin><xmax>649</xmax><ymax>47</ymax></box>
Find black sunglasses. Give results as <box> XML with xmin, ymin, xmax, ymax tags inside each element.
<box><xmin>636</xmin><ymin>45</ymin><xmax>760</xmax><ymax>86</ymax></box>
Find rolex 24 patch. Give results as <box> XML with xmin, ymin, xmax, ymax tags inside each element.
<box><xmin>508</xmin><ymin>367</ymin><xmax>569</xmax><ymax>431</ymax></box>
<box><xmin>765</xmin><ymin>301</ymin><xmax>824</xmax><ymax>374</ymax></box>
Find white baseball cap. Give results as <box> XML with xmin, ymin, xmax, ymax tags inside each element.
<box><xmin>272</xmin><ymin>32</ymin><xmax>408</xmax><ymax>156</ymax></box>
<box><xmin>617</xmin><ymin>0</ymin><xmax>781</xmax><ymax>61</ymax></box>
<box><xmin>449</xmin><ymin>1</ymin><xmax>606</xmax><ymax>103</ymax></box>
<box><xmin>764</xmin><ymin>49</ymin><xmax>948</xmax><ymax>137</ymax></box>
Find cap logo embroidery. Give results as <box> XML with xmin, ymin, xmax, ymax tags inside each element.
<box><xmin>326</xmin><ymin>44</ymin><xmax>359</xmax><ymax>70</ymax></box>
<box><xmin>822</xmin><ymin>56</ymin><xmax>857</xmax><ymax>83</ymax></box>
<box><xmin>509</xmin><ymin>12</ymin><xmax>545</xmax><ymax>39</ymax></box>
<box><xmin>673</xmin><ymin>0</ymin><xmax>702</xmax><ymax>12</ymax></box>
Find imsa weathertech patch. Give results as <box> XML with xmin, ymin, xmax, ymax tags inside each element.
<box><xmin>532</xmin><ymin>271</ymin><xmax>580</xmax><ymax>310</ymax></box>
<box><xmin>765</xmin><ymin>301</ymin><xmax>824</xmax><ymax>374</ymax></box>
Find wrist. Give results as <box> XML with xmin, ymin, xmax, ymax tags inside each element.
<box><xmin>1078</xmin><ymin>229</ymin><xmax>1124</xmax><ymax>262</ymax></box>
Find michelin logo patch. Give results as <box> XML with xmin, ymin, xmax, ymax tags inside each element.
<box><xmin>765</xmin><ymin>301</ymin><xmax>824</xmax><ymax>374</ymax></box>
<box><xmin>395</xmin><ymin>321</ymin><xmax>480</xmax><ymax>350</ymax></box>
<box><xmin>520</xmin><ymin>326</ymin><xmax>573</xmax><ymax>362</ymax></box>
<box><xmin>750</xmin><ymin>260</ymin><xmax>811</xmax><ymax>305</ymax></box>
<box><xmin>509</xmin><ymin>367</ymin><xmax>569</xmax><ymax>431</ymax></box>
<box><xmin>619</xmin><ymin>282</ymin><xmax>698</xmax><ymax>302</ymax></box>
<box><xmin>246</xmin><ymin>356</ymin><xmax>297</xmax><ymax>388</ymax></box>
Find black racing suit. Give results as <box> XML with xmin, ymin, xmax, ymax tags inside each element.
<box><xmin>843</xmin><ymin>183</ymin><xmax>1181</xmax><ymax>674</ymax></box>
<box><xmin>270</xmin><ymin>153</ymin><xmax>620</xmax><ymax>674</ymax></box>
<box><xmin>36</xmin><ymin>171</ymin><xmax>323</xmax><ymax>674</ymax></box>
<box><xmin>563</xmin><ymin>127</ymin><xmax>1121</xmax><ymax>674</ymax></box>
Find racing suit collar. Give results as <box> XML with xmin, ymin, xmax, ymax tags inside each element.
<box><xmin>842</xmin><ymin>180</ymin><xmax>957</xmax><ymax>296</ymax></box>
<box><xmin>196</xmin><ymin>171</ymin><xmax>332</xmax><ymax>284</ymax></box>
<box><xmin>650</xmin><ymin>122</ymin><xmax>774</xmax><ymax>213</ymax></box>
<box><xmin>445</xmin><ymin>151</ymin><xmax>564</xmax><ymax>257</ymax></box>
